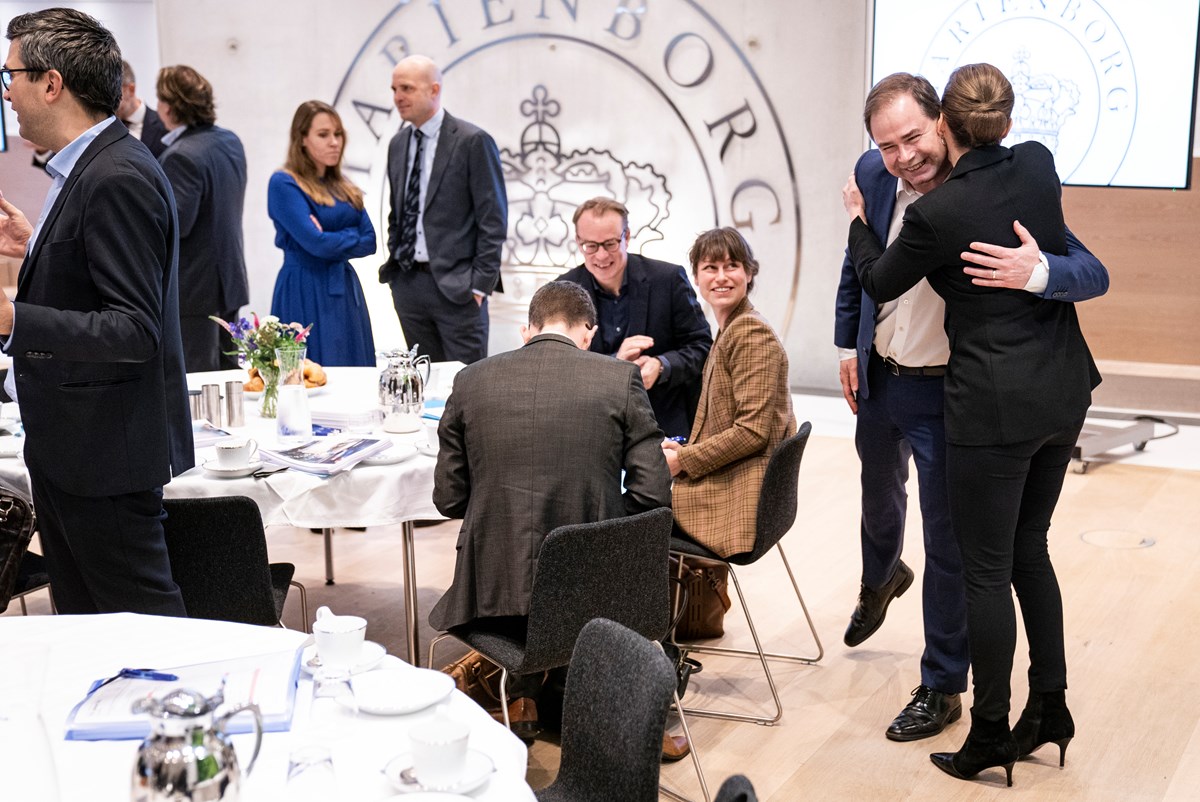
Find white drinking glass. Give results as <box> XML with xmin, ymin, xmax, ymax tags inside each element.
<box><xmin>285</xmin><ymin>744</ymin><xmax>336</xmax><ymax>801</ymax></box>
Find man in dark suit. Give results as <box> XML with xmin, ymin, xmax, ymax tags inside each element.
<box><xmin>379</xmin><ymin>55</ymin><xmax>507</xmax><ymax>365</ymax></box>
<box><xmin>833</xmin><ymin>73</ymin><xmax>1109</xmax><ymax>742</ymax></box>
<box><xmin>116</xmin><ymin>59</ymin><xmax>166</xmax><ymax>157</ymax></box>
<box><xmin>0</xmin><ymin>8</ymin><xmax>193</xmax><ymax>615</ymax></box>
<box><xmin>430</xmin><ymin>281</ymin><xmax>671</xmax><ymax>737</ymax></box>
<box><xmin>556</xmin><ymin>197</ymin><xmax>712</xmax><ymax>439</ymax></box>
<box><xmin>157</xmin><ymin>65</ymin><xmax>248</xmax><ymax>371</ymax></box>
<box><xmin>31</xmin><ymin>60</ymin><xmax>164</xmax><ymax>168</ymax></box>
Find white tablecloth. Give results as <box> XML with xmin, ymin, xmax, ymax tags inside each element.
<box><xmin>0</xmin><ymin>614</ymin><xmax>534</xmax><ymax>801</ymax></box>
<box><xmin>0</xmin><ymin>365</ymin><xmax>455</xmax><ymax>529</ymax></box>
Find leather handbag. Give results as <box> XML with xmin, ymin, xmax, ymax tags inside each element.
<box><xmin>440</xmin><ymin>649</ymin><xmax>503</xmax><ymax>712</ymax></box>
<box><xmin>0</xmin><ymin>482</ymin><xmax>37</xmax><ymax>613</ymax></box>
<box><xmin>670</xmin><ymin>555</ymin><xmax>733</xmax><ymax>640</ymax></box>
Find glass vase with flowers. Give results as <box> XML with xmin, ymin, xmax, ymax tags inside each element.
<box><xmin>210</xmin><ymin>314</ymin><xmax>312</xmax><ymax>418</ymax></box>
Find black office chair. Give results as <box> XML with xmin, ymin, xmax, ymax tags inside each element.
<box><xmin>536</xmin><ymin>618</ymin><xmax>677</xmax><ymax>802</ymax></box>
<box><xmin>161</xmin><ymin>496</ymin><xmax>307</xmax><ymax>629</ymax></box>
<box><xmin>429</xmin><ymin>507</ymin><xmax>710</xmax><ymax>801</ymax></box>
<box><xmin>714</xmin><ymin>775</ymin><xmax>758</xmax><ymax>802</ymax></box>
<box><xmin>671</xmin><ymin>422</ymin><xmax>823</xmax><ymax>725</ymax></box>
<box><xmin>10</xmin><ymin>550</ymin><xmax>53</xmax><ymax>615</ymax></box>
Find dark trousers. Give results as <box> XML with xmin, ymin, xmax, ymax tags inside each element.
<box><xmin>856</xmin><ymin>351</ymin><xmax>968</xmax><ymax>693</ymax></box>
<box><xmin>180</xmin><ymin>308</ymin><xmax>240</xmax><ymax>372</ymax></box>
<box><xmin>29</xmin><ymin>468</ymin><xmax>185</xmax><ymax>615</ymax></box>
<box><xmin>946</xmin><ymin>415</ymin><xmax>1084</xmax><ymax>720</ymax></box>
<box><xmin>389</xmin><ymin>269</ymin><xmax>488</xmax><ymax>364</ymax></box>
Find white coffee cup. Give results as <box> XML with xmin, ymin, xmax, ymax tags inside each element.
<box><xmin>410</xmin><ymin>710</ymin><xmax>469</xmax><ymax>789</ymax></box>
<box><xmin>422</xmin><ymin>420</ymin><xmax>440</xmax><ymax>453</ymax></box>
<box><xmin>214</xmin><ymin>437</ymin><xmax>259</xmax><ymax>469</ymax></box>
<box><xmin>312</xmin><ymin>606</ymin><xmax>367</xmax><ymax>669</ymax></box>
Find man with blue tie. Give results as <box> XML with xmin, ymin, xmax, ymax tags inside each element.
<box><xmin>379</xmin><ymin>55</ymin><xmax>507</xmax><ymax>364</ymax></box>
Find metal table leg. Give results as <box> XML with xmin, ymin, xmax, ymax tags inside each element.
<box><xmin>323</xmin><ymin>527</ymin><xmax>334</xmax><ymax>585</ymax></box>
<box><xmin>401</xmin><ymin>520</ymin><xmax>420</xmax><ymax>666</ymax></box>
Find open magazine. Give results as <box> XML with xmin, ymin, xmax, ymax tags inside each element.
<box><xmin>259</xmin><ymin>435</ymin><xmax>391</xmax><ymax>476</ymax></box>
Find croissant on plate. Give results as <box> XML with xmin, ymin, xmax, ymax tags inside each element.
<box><xmin>244</xmin><ymin>359</ymin><xmax>327</xmax><ymax>390</ymax></box>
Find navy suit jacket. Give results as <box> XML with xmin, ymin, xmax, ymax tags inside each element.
<box><xmin>139</xmin><ymin>107</ymin><xmax>168</xmax><ymax>157</ymax></box>
<box><xmin>557</xmin><ymin>254</ymin><xmax>713</xmax><ymax>439</ymax></box>
<box><xmin>834</xmin><ymin>147</ymin><xmax>1109</xmax><ymax>401</ymax></box>
<box><xmin>847</xmin><ymin>143</ymin><xmax>1102</xmax><ymax>446</ymax></box>
<box><xmin>158</xmin><ymin>124</ymin><xmax>249</xmax><ymax>315</ymax></box>
<box><xmin>382</xmin><ymin>111</ymin><xmax>507</xmax><ymax>301</ymax></box>
<box><xmin>9</xmin><ymin>120</ymin><xmax>194</xmax><ymax>497</ymax></box>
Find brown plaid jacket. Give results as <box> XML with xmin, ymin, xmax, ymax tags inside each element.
<box><xmin>673</xmin><ymin>298</ymin><xmax>796</xmax><ymax>557</ymax></box>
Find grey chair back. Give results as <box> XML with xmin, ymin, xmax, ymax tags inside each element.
<box><xmin>715</xmin><ymin>774</ymin><xmax>759</xmax><ymax>802</ymax></box>
<box><xmin>535</xmin><ymin>618</ymin><xmax>676</xmax><ymax>802</ymax></box>
<box><xmin>518</xmin><ymin>506</ymin><xmax>673</xmax><ymax>674</ymax></box>
<box><xmin>161</xmin><ymin>496</ymin><xmax>282</xmax><ymax>626</ymax></box>
<box><xmin>735</xmin><ymin>421</ymin><xmax>813</xmax><ymax>565</ymax></box>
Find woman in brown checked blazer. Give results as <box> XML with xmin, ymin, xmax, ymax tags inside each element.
<box><xmin>662</xmin><ymin>228</ymin><xmax>796</xmax><ymax>558</ymax></box>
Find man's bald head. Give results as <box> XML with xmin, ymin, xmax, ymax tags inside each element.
<box><xmin>391</xmin><ymin>55</ymin><xmax>442</xmax><ymax>126</ymax></box>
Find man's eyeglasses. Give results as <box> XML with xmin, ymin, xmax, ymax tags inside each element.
<box><xmin>578</xmin><ymin>237</ymin><xmax>624</xmax><ymax>255</ymax></box>
<box><xmin>0</xmin><ymin>68</ymin><xmax>38</xmax><ymax>90</ymax></box>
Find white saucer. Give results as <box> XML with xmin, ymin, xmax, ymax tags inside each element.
<box><xmin>0</xmin><ymin>417</ymin><xmax>17</xmax><ymax>433</ymax></box>
<box><xmin>348</xmin><ymin>668</ymin><xmax>453</xmax><ymax>715</ymax></box>
<box><xmin>383</xmin><ymin>749</ymin><xmax>495</xmax><ymax>795</ymax></box>
<box><xmin>0</xmin><ymin>438</ymin><xmax>23</xmax><ymax>458</ymax></box>
<box><xmin>360</xmin><ymin>444</ymin><xmax>419</xmax><ymax>466</ymax></box>
<box><xmin>202</xmin><ymin>459</ymin><xmax>263</xmax><ymax>478</ymax></box>
<box><xmin>383</xmin><ymin>793</ymin><xmax>471</xmax><ymax>801</ymax></box>
<box><xmin>300</xmin><ymin>640</ymin><xmax>387</xmax><ymax>676</ymax></box>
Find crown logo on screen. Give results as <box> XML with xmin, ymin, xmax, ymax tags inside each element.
<box><xmin>500</xmin><ymin>85</ymin><xmax>671</xmax><ymax>268</ymax></box>
<box><xmin>1007</xmin><ymin>49</ymin><xmax>1081</xmax><ymax>153</ymax></box>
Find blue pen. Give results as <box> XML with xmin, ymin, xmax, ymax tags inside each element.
<box><xmin>119</xmin><ymin>668</ymin><xmax>179</xmax><ymax>682</ymax></box>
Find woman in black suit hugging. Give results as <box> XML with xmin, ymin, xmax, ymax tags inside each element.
<box><xmin>844</xmin><ymin>63</ymin><xmax>1100</xmax><ymax>786</ymax></box>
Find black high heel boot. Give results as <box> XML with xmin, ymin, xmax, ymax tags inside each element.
<box><xmin>1013</xmin><ymin>690</ymin><xmax>1074</xmax><ymax>766</ymax></box>
<box><xmin>931</xmin><ymin>712</ymin><xmax>1018</xmax><ymax>787</ymax></box>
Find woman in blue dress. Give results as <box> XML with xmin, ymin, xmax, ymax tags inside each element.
<box><xmin>269</xmin><ymin>100</ymin><xmax>377</xmax><ymax>365</ymax></box>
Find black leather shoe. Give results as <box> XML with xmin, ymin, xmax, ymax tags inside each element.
<box><xmin>507</xmin><ymin>697</ymin><xmax>542</xmax><ymax>744</ymax></box>
<box><xmin>886</xmin><ymin>685</ymin><xmax>963</xmax><ymax>741</ymax></box>
<box><xmin>844</xmin><ymin>560</ymin><xmax>915</xmax><ymax>647</ymax></box>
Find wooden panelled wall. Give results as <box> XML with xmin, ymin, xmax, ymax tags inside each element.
<box><xmin>1064</xmin><ymin>157</ymin><xmax>1200</xmax><ymax>366</ymax></box>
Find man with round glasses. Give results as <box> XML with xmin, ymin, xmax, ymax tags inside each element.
<box><xmin>557</xmin><ymin>197</ymin><xmax>711</xmax><ymax>439</ymax></box>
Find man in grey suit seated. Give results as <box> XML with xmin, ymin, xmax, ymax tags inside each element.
<box><xmin>429</xmin><ymin>281</ymin><xmax>672</xmax><ymax>741</ymax></box>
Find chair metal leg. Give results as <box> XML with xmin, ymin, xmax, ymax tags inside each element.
<box><xmin>427</xmin><ymin>631</ymin><xmax>452</xmax><ymax>671</ymax></box>
<box><xmin>18</xmin><ymin>595</ymin><xmax>27</xmax><ymax>615</ymax></box>
<box><xmin>686</xmin><ymin>545</ymin><xmax>824</xmax><ymax>664</ymax></box>
<box><xmin>498</xmin><ymin>668</ymin><xmax>511</xmax><ymax>730</ymax></box>
<box><xmin>671</xmin><ymin>544</ymin><xmax>823</xmax><ymax>725</ymax></box>
<box><xmin>289</xmin><ymin>580</ymin><xmax>309</xmax><ymax>633</ymax></box>
<box><xmin>654</xmin><ymin>642</ymin><xmax>710</xmax><ymax>802</ymax></box>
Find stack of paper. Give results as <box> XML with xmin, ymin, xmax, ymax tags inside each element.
<box><xmin>260</xmin><ymin>435</ymin><xmax>392</xmax><ymax>476</ymax></box>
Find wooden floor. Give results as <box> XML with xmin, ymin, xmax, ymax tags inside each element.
<box><xmin>10</xmin><ymin>434</ymin><xmax>1200</xmax><ymax>800</ymax></box>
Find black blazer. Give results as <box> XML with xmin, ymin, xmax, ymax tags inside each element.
<box><xmin>158</xmin><ymin>124</ymin><xmax>249</xmax><ymax>315</ymax></box>
<box><xmin>557</xmin><ymin>254</ymin><xmax>713</xmax><ymax>439</ymax></box>
<box><xmin>9</xmin><ymin>120</ymin><xmax>194</xmax><ymax>497</ymax></box>
<box><xmin>139</xmin><ymin>107</ymin><xmax>168</xmax><ymax>157</ymax></box>
<box><xmin>849</xmin><ymin>142</ymin><xmax>1100</xmax><ymax>446</ymax></box>
<box><xmin>429</xmin><ymin>333</ymin><xmax>671</xmax><ymax>630</ymax></box>
<box><xmin>382</xmin><ymin>111</ymin><xmax>507</xmax><ymax>301</ymax></box>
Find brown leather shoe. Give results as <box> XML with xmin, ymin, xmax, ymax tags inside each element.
<box><xmin>508</xmin><ymin>697</ymin><xmax>542</xmax><ymax>743</ymax></box>
<box><xmin>661</xmin><ymin>731</ymin><xmax>691</xmax><ymax>762</ymax></box>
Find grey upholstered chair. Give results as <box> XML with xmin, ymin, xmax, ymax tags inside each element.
<box><xmin>429</xmin><ymin>507</ymin><xmax>710</xmax><ymax>800</ymax></box>
<box><xmin>714</xmin><ymin>774</ymin><xmax>759</xmax><ymax>802</ymax></box>
<box><xmin>670</xmin><ymin>421</ymin><xmax>823</xmax><ymax>725</ymax></box>
<box><xmin>536</xmin><ymin>618</ymin><xmax>678</xmax><ymax>802</ymax></box>
<box><xmin>161</xmin><ymin>496</ymin><xmax>307</xmax><ymax>629</ymax></box>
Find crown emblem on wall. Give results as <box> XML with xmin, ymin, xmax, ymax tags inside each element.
<box><xmin>1007</xmin><ymin>48</ymin><xmax>1080</xmax><ymax>153</ymax></box>
<box><xmin>500</xmin><ymin>85</ymin><xmax>672</xmax><ymax>267</ymax></box>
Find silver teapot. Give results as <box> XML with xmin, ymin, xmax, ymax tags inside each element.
<box><xmin>379</xmin><ymin>345</ymin><xmax>431</xmax><ymax>433</ymax></box>
<box><xmin>130</xmin><ymin>683</ymin><xmax>262</xmax><ymax>802</ymax></box>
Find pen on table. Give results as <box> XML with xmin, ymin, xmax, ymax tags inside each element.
<box><xmin>119</xmin><ymin>668</ymin><xmax>179</xmax><ymax>682</ymax></box>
